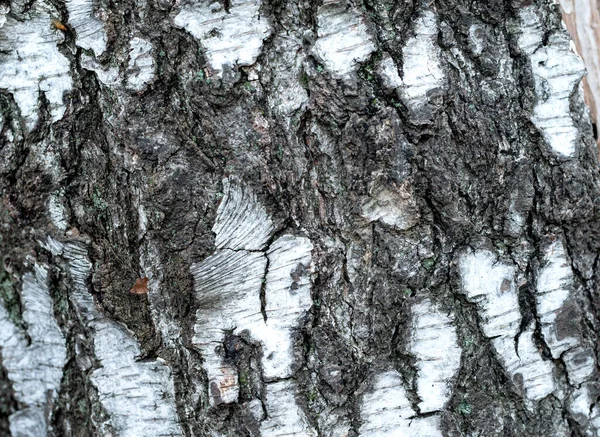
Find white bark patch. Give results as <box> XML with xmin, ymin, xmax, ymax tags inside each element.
<box><xmin>261</xmin><ymin>380</ymin><xmax>316</xmax><ymax>437</ymax></box>
<box><xmin>459</xmin><ymin>250</ymin><xmax>555</xmax><ymax>402</ymax></box>
<box><xmin>91</xmin><ymin>321</ymin><xmax>182</xmax><ymax>437</ymax></box>
<box><xmin>510</xmin><ymin>324</ymin><xmax>556</xmax><ymax>401</ymax></box>
<box><xmin>568</xmin><ymin>384</ymin><xmax>600</xmax><ymax>435</ymax></box>
<box><xmin>66</xmin><ymin>0</ymin><xmax>107</xmax><ymax>56</ymax></box>
<box><xmin>312</xmin><ymin>0</ymin><xmax>376</xmax><ymax>77</ymax></box>
<box><xmin>173</xmin><ymin>0</ymin><xmax>271</xmax><ymax>77</ymax></box>
<box><xmin>359</xmin><ymin>371</ymin><xmax>442</xmax><ymax>437</ymax></box>
<box><xmin>0</xmin><ymin>11</ymin><xmax>73</xmax><ymax>131</ymax></box>
<box><xmin>0</xmin><ymin>264</ymin><xmax>66</xmax><ymax>437</ymax></box>
<box><xmin>48</xmin><ymin>193</ymin><xmax>68</xmax><ymax>231</ymax></box>
<box><xmin>191</xmin><ymin>249</ymin><xmax>265</xmax><ymax>405</ymax></box>
<box><xmin>517</xmin><ymin>7</ymin><xmax>585</xmax><ymax>157</ymax></box>
<box><xmin>80</xmin><ymin>52</ymin><xmax>120</xmax><ymax>87</ymax></box>
<box><xmin>51</xmin><ymin>240</ymin><xmax>183</xmax><ymax>437</ymax></box>
<box><xmin>564</xmin><ymin>348</ymin><xmax>595</xmax><ymax>385</ymax></box>
<box><xmin>410</xmin><ymin>300</ymin><xmax>461</xmax><ymax>414</ymax></box>
<box><xmin>361</xmin><ymin>186</ymin><xmax>420</xmax><ymax>231</ymax></box>
<box><xmin>262</xmin><ymin>235</ymin><xmax>313</xmax><ymax>379</ymax></box>
<box><xmin>536</xmin><ymin>240</ymin><xmax>580</xmax><ymax>357</ymax></box>
<box><xmin>376</xmin><ymin>55</ymin><xmax>403</xmax><ymax>90</ymax></box>
<box><xmin>191</xmin><ymin>177</ymin><xmax>315</xmax><ymax>433</ymax></box>
<box><xmin>126</xmin><ymin>37</ymin><xmax>156</xmax><ymax>91</ymax></box>
<box><xmin>401</xmin><ymin>10</ymin><xmax>444</xmax><ymax>107</ymax></box>
<box><xmin>213</xmin><ymin>177</ymin><xmax>273</xmax><ymax>251</ymax></box>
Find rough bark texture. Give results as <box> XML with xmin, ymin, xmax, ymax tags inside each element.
<box><xmin>1</xmin><ymin>0</ymin><xmax>600</xmax><ymax>436</ymax></box>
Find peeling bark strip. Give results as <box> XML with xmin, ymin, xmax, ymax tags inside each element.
<box><xmin>191</xmin><ymin>177</ymin><xmax>315</xmax><ymax>434</ymax></box>
<box><xmin>66</xmin><ymin>0</ymin><xmax>107</xmax><ymax>56</ymax></box>
<box><xmin>536</xmin><ymin>239</ymin><xmax>580</xmax><ymax>358</ymax></box>
<box><xmin>459</xmin><ymin>250</ymin><xmax>555</xmax><ymax>402</ymax></box>
<box><xmin>358</xmin><ymin>300</ymin><xmax>460</xmax><ymax>436</ymax></box>
<box><xmin>0</xmin><ymin>5</ymin><xmax>72</xmax><ymax>131</ymax></box>
<box><xmin>517</xmin><ymin>6</ymin><xmax>586</xmax><ymax>157</ymax></box>
<box><xmin>401</xmin><ymin>10</ymin><xmax>445</xmax><ymax>107</ymax></box>
<box><xmin>174</xmin><ymin>0</ymin><xmax>271</xmax><ymax>77</ymax></box>
<box><xmin>410</xmin><ymin>300</ymin><xmax>461</xmax><ymax>414</ymax></box>
<box><xmin>312</xmin><ymin>0</ymin><xmax>375</xmax><ymax>77</ymax></box>
<box><xmin>359</xmin><ymin>371</ymin><xmax>442</xmax><ymax>437</ymax></box>
<box><xmin>43</xmin><ymin>239</ymin><xmax>183</xmax><ymax>436</ymax></box>
<box><xmin>460</xmin><ymin>245</ymin><xmax>599</xmax><ymax>432</ymax></box>
<box><xmin>0</xmin><ymin>265</ymin><xmax>66</xmax><ymax>437</ymax></box>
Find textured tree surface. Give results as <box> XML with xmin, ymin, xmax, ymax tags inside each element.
<box><xmin>1</xmin><ymin>0</ymin><xmax>600</xmax><ymax>436</ymax></box>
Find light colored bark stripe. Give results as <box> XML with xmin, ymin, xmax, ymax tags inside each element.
<box><xmin>263</xmin><ymin>235</ymin><xmax>313</xmax><ymax>379</ymax></box>
<box><xmin>312</xmin><ymin>0</ymin><xmax>375</xmax><ymax>77</ymax></box>
<box><xmin>261</xmin><ymin>380</ymin><xmax>316</xmax><ymax>437</ymax></box>
<box><xmin>536</xmin><ymin>240</ymin><xmax>581</xmax><ymax>358</ymax></box>
<box><xmin>0</xmin><ymin>265</ymin><xmax>66</xmax><ymax>437</ymax></box>
<box><xmin>191</xmin><ymin>249</ymin><xmax>265</xmax><ymax>405</ymax></box>
<box><xmin>359</xmin><ymin>370</ymin><xmax>442</xmax><ymax>437</ymax></box>
<box><xmin>212</xmin><ymin>177</ymin><xmax>274</xmax><ymax>251</ymax></box>
<box><xmin>410</xmin><ymin>299</ymin><xmax>462</xmax><ymax>414</ymax></box>
<box><xmin>517</xmin><ymin>6</ymin><xmax>585</xmax><ymax>157</ymax></box>
<box><xmin>173</xmin><ymin>0</ymin><xmax>271</xmax><ymax>77</ymax></box>
<box><xmin>0</xmin><ymin>9</ymin><xmax>72</xmax><ymax>131</ymax></box>
<box><xmin>402</xmin><ymin>10</ymin><xmax>445</xmax><ymax>106</ymax></box>
<box><xmin>48</xmin><ymin>239</ymin><xmax>184</xmax><ymax>437</ymax></box>
<box><xmin>192</xmin><ymin>177</ymin><xmax>315</xmax><ymax>432</ymax></box>
<box><xmin>66</xmin><ymin>0</ymin><xmax>107</xmax><ymax>56</ymax></box>
<box><xmin>459</xmin><ymin>250</ymin><xmax>556</xmax><ymax>403</ymax></box>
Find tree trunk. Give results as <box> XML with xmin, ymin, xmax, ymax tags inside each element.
<box><xmin>1</xmin><ymin>0</ymin><xmax>600</xmax><ymax>436</ymax></box>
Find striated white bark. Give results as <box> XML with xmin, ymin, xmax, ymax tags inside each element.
<box><xmin>0</xmin><ymin>4</ymin><xmax>73</xmax><ymax>131</ymax></box>
<box><xmin>312</xmin><ymin>0</ymin><xmax>375</xmax><ymax>77</ymax></box>
<box><xmin>401</xmin><ymin>10</ymin><xmax>444</xmax><ymax>107</ymax></box>
<box><xmin>212</xmin><ymin>177</ymin><xmax>273</xmax><ymax>251</ymax></box>
<box><xmin>517</xmin><ymin>6</ymin><xmax>585</xmax><ymax>157</ymax></box>
<box><xmin>91</xmin><ymin>320</ymin><xmax>182</xmax><ymax>437</ymax></box>
<box><xmin>358</xmin><ymin>301</ymin><xmax>460</xmax><ymax>435</ymax></box>
<box><xmin>47</xmin><ymin>193</ymin><xmax>68</xmax><ymax>231</ymax></box>
<box><xmin>359</xmin><ymin>370</ymin><xmax>442</xmax><ymax>437</ymax></box>
<box><xmin>191</xmin><ymin>249</ymin><xmax>265</xmax><ymax>405</ymax></box>
<box><xmin>65</xmin><ymin>0</ymin><xmax>107</xmax><ymax>56</ymax></box>
<box><xmin>459</xmin><ymin>250</ymin><xmax>555</xmax><ymax>403</ymax></box>
<box><xmin>263</xmin><ymin>235</ymin><xmax>313</xmax><ymax>379</ymax></box>
<box><xmin>376</xmin><ymin>55</ymin><xmax>403</xmax><ymax>90</ymax></box>
<box><xmin>536</xmin><ymin>240</ymin><xmax>580</xmax><ymax>357</ymax></box>
<box><xmin>44</xmin><ymin>239</ymin><xmax>183</xmax><ymax>437</ymax></box>
<box><xmin>410</xmin><ymin>300</ymin><xmax>461</xmax><ymax>414</ymax></box>
<box><xmin>261</xmin><ymin>380</ymin><xmax>315</xmax><ymax>437</ymax></box>
<box><xmin>173</xmin><ymin>0</ymin><xmax>272</xmax><ymax>77</ymax></box>
<box><xmin>0</xmin><ymin>264</ymin><xmax>67</xmax><ymax>437</ymax></box>
<box><xmin>191</xmin><ymin>177</ymin><xmax>315</xmax><ymax>435</ymax></box>
<box><xmin>536</xmin><ymin>239</ymin><xmax>598</xmax><ymax>434</ymax></box>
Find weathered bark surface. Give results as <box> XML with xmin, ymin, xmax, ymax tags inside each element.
<box><xmin>1</xmin><ymin>0</ymin><xmax>600</xmax><ymax>436</ymax></box>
